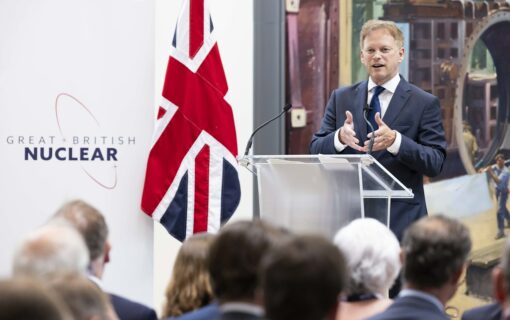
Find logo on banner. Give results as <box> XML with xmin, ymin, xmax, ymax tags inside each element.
<box><xmin>4</xmin><ymin>93</ymin><xmax>136</xmax><ymax>189</ymax></box>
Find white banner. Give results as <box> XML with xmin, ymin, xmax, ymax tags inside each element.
<box><xmin>424</xmin><ymin>173</ymin><xmax>493</xmax><ymax>219</ymax></box>
<box><xmin>0</xmin><ymin>0</ymin><xmax>154</xmax><ymax>306</ymax></box>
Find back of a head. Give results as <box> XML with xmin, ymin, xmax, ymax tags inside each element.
<box><xmin>402</xmin><ymin>215</ymin><xmax>471</xmax><ymax>289</ymax></box>
<box><xmin>0</xmin><ymin>278</ymin><xmax>70</xmax><ymax>320</ymax></box>
<box><xmin>334</xmin><ymin>218</ymin><xmax>401</xmax><ymax>296</ymax></box>
<box><xmin>208</xmin><ymin>220</ymin><xmax>286</xmax><ymax>303</ymax></box>
<box><xmin>262</xmin><ymin>235</ymin><xmax>347</xmax><ymax>320</ymax></box>
<box><xmin>48</xmin><ymin>273</ymin><xmax>117</xmax><ymax>320</ymax></box>
<box><xmin>163</xmin><ymin>232</ymin><xmax>216</xmax><ymax>317</ymax></box>
<box><xmin>12</xmin><ymin>224</ymin><xmax>89</xmax><ymax>279</ymax></box>
<box><xmin>53</xmin><ymin>200</ymin><xmax>109</xmax><ymax>262</ymax></box>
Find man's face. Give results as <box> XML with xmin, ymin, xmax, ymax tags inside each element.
<box><xmin>497</xmin><ymin>157</ymin><xmax>505</xmax><ymax>168</ymax></box>
<box><xmin>360</xmin><ymin>28</ymin><xmax>404</xmax><ymax>85</ymax></box>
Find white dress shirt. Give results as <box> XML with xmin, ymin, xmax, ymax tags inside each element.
<box><xmin>334</xmin><ymin>73</ymin><xmax>402</xmax><ymax>154</ymax></box>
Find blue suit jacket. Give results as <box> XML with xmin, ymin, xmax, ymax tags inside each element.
<box><xmin>109</xmin><ymin>293</ymin><xmax>157</xmax><ymax>320</ymax></box>
<box><xmin>367</xmin><ymin>295</ymin><xmax>449</xmax><ymax>320</ymax></box>
<box><xmin>170</xmin><ymin>303</ymin><xmax>220</xmax><ymax>320</ymax></box>
<box><xmin>462</xmin><ymin>303</ymin><xmax>501</xmax><ymax>320</ymax></box>
<box><xmin>310</xmin><ymin>77</ymin><xmax>447</xmax><ymax>240</ymax></box>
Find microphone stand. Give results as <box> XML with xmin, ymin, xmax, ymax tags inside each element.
<box><xmin>243</xmin><ymin>104</ymin><xmax>293</xmax><ymax>157</ymax></box>
<box><xmin>363</xmin><ymin>104</ymin><xmax>375</xmax><ymax>155</ymax></box>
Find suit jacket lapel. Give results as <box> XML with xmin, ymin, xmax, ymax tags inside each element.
<box><xmin>383</xmin><ymin>76</ymin><xmax>411</xmax><ymax>127</ymax></box>
<box><xmin>354</xmin><ymin>80</ymin><xmax>368</xmax><ymax>142</ymax></box>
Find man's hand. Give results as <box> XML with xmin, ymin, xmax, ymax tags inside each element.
<box><xmin>339</xmin><ymin>111</ymin><xmax>364</xmax><ymax>152</ymax></box>
<box><xmin>364</xmin><ymin>113</ymin><xmax>396</xmax><ymax>152</ymax></box>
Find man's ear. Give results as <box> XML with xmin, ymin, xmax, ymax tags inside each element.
<box><xmin>399</xmin><ymin>249</ymin><xmax>405</xmax><ymax>265</ymax></box>
<box><xmin>254</xmin><ymin>286</ymin><xmax>264</xmax><ymax>307</ymax></box>
<box><xmin>103</xmin><ymin>240</ymin><xmax>111</xmax><ymax>264</ymax></box>
<box><xmin>493</xmin><ymin>266</ymin><xmax>505</xmax><ymax>303</ymax></box>
<box><xmin>450</xmin><ymin>265</ymin><xmax>464</xmax><ymax>285</ymax></box>
<box><xmin>326</xmin><ymin>300</ymin><xmax>340</xmax><ymax>320</ymax></box>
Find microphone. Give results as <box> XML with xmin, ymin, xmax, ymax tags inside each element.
<box><xmin>243</xmin><ymin>104</ymin><xmax>292</xmax><ymax>156</ymax></box>
<box><xmin>363</xmin><ymin>104</ymin><xmax>375</xmax><ymax>155</ymax></box>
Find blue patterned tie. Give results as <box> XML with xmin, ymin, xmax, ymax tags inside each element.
<box><xmin>368</xmin><ymin>85</ymin><xmax>385</xmax><ymax>132</ymax></box>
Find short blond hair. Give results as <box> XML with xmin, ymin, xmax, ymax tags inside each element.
<box><xmin>360</xmin><ymin>20</ymin><xmax>404</xmax><ymax>49</ymax></box>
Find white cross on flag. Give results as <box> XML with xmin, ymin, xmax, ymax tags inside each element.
<box><xmin>141</xmin><ymin>0</ymin><xmax>240</xmax><ymax>241</ymax></box>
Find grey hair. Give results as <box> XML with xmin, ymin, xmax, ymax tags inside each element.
<box><xmin>333</xmin><ymin>218</ymin><xmax>401</xmax><ymax>295</ymax></box>
<box><xmin>12</xmin><ymin>223</ymin><xmax>89</xmax><ymax>278</ymax></box>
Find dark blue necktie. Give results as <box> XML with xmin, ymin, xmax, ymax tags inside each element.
<box><xmin>368</xmin><ymin>85</ymin><xmax>385</xmax><ymax>132</ymax></box>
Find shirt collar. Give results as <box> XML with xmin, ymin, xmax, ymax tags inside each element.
<box><xmin>220</xmin><ymin>302</ymin><xmax>264</xmax><ymax>316</ymax></box>
<box><xmin>368</xmin><ymin>73</ymin><xmax>401</xmax><ymax>94</ymax></box>
<box><xmin>87</xmin><ymin>273</ymin><xmax>104</xmax><ymax>290</ymax></box>
<box><xmin>398</xmin><ymin>289</ymin><xmax>444</xmax><ymax>313</ymax></box>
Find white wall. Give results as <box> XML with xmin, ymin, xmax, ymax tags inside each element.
<box><xmin>153</xmin><ymin>0</ymin><xmax>254</xmax><ymax>314</ymax></box>
<box><xmin>0</xmin><ymin>0</ymin><xmax>155</xmax><ymax>306</ymax></box>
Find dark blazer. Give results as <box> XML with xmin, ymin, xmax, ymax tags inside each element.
<box><xmin>310</xmin><ymin>77</ymin><xmax>447</xmax><ymax>240</ymax></box>
<box><xmin>171</xmin><ymin>303</ymin><xmax>220</xmax><ymax>320</ymax></box>
<box><xmin>109</xmin><ymin>293</ymin><xmax>157</xmax><ymax>320</ymax></box>
<box><xmin>367</xmin><ymin>295</ymin><xmax>449</xmax><ymax>320</ymax></box>
<box><xmin>462</xmin><ymin>303</ymin><xmax>501</xmax><ymax>320</ymax></box>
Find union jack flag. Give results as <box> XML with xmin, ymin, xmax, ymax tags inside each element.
<box><xmin>141</xmin><ymin>0</ymin><xmax>240</xmax><ymax>241</ymax></box>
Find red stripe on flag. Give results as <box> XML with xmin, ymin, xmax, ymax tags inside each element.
<box><xmin>141</xmin><ymin>109</ymin><xmax>200</xmax><ymax>215</ymax></box>
<box><xmin>189</xmin><ymin>0</ymin><xmax>204</xmax><ymax>59</ymax></box>
<box><xmin>193</xmin><ymin>145</ymin><xmax>209</xmax><ymax>233</ymax></box>
<box><xmin>163</xmin><ymin>54</ymin><xmax>238</xmax><ymax>156</ymax></box>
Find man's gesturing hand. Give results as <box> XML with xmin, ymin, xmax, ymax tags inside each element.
<box><xmin>364</xmin><ymin>113</ymin><xmax>396</xmax><ymax>152</ymax></box>
<box><xmin>339</xmin><ymin>111</ymin><xmax>364</xmax><ymax>152</ymax></box>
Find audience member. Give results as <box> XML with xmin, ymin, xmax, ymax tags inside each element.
<box><xmin>333</xmin><ymin>218</ymin><xmax>400</xmax><ymax>320</ymax></box>
<box><xmin>261</xmin><ymin>235</ymin><xmax>346</xmax><ymax>320</ymax></box>
<box><xmin>12</xmin><ymin>222</ymin><xmax>89</xmax><ymax>278</ymax></box>
<box><xmin>368</xmin><ymin>215</ymin><xmax>471</xmax><ymax>320</ymax></box>
<box><xmin>174</xmin><ymin>219</ymin><xmax>287</xmax><ymax>320</ymax></box>
<box><xmin>0</xmin><ymin>277</ymin><xmax>71</xmax><ymax>320</ymax></box>
<box><xmin>162</xmin><ymin>233</ymin><xmax>215</xmax><ymax>318</ymax></box>
<box><xmin>48</xmin><ymin>272</ymin><xmax>119</xmax><ymax>320</ymax></box>
<box><xmin>53</xmin><ymin>199</ymin><xmax>157</xmax><ymax>320</ymax></box>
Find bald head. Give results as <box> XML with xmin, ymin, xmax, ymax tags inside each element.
<box><xmin>12</xmin><ymin>223</ymin><xmax>89</xmax><ymax>279</ymax></box>
<box><xmin>402</xmin><ymin>215</ymin><xmax>471</xmax><ymax>289</ymax></box>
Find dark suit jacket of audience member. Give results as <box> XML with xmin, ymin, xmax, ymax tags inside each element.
<box><xmin>367</xmin><ymin>295</ymin><xmax>449</xmax><ymax>320</ymax></box>
<box><xmin>170</xmin><ymin>303</ymin><xmax>220</xmax><ymax>320</ymax></box>
<box><xmin>110</xmin><ymin>293</ymin><xmax>157</xmax><ymax>320</ymax></box>
<box><xmin>461</xmin><ymin>303</ymin><xmax>501</xmax><ymax>320</ymax></box>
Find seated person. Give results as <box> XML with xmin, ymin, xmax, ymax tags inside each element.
<box><xmin>162</xmin><ymin>233</ymin><xmax>215</xmax><ymax>318</ymax></box>
<box><xmin>333</xmin><ymin>218</ymin><xmax>401</xmax><ymax>320</ymax></box>
<box><xmin>261</xmin><ymin>234</ymin><xmax>347</xmax><ymax>320</ymax></box>
<box><xmin>48</xmin><ymin>272</ymin><xmax>119</xmax><ymax>320</ymax></box>
<box><xmin>0</xmin><ymin>277</ymin><xmax>70</xmax><ymax>320</ymax></box>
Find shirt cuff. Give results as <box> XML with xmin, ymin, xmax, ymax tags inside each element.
<box><xmin>387</xmin><ymin>130</ymin><xmax>401</xmax><ymax>155</ymax></box>
<box><xmin>334</xmin><ymin>128</ymin><xmax>347</xmax><ymax>152</ymax></box>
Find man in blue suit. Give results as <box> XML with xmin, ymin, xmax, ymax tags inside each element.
<box><xmin>310</xmin><ymin>19</ymin><xmax>447</xmax><ymax>241</ymax></box>
<box><xmin>53</xmin><ymin>200</ymin><xmax>157</xmax><ymax>320</ymax></box>
<box><xmin>368</xmin><ymin>215</ymin><xmax>471</xmax><ymax>320</ymax></box>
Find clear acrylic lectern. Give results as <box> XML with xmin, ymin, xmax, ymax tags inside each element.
<box><xmin>240</xmin><ymin>154</ymin><xmax>413</xmax><ymax>239</ymax></box>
